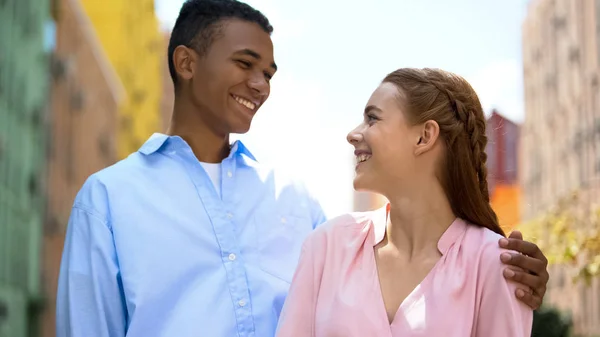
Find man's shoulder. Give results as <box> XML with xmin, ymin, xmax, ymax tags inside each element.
<box><xmin>74</xmin><ymin>152</ymin><xmax>149</xmax><ymax>206</ymax></box>
<box><xmin>252</xmin><ymin>162</ymin><xmax>316</xmax><ymax>199</ymax></box>
<box><xmin>244</xmin><ymin>161</ymin><xmax>327</xmax><ymax>224</ymax></box>
<box><xmin>252</xmin><ymin>161</ymin><xmax>304</xmax><ymax>184</ymax></box>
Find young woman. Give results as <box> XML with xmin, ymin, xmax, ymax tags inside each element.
<box><xmin>276</xmin><ymin>68</ymin><xmax>533</xmax><ymax>337</ymax></box>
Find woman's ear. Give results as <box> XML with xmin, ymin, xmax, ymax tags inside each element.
<box><xmin>414</xmin><ymin>120</ymin><xmax>440</xmax><ymax>156</ymax></box>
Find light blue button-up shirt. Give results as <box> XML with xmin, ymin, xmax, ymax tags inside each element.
<box><xmin>56</xmin><ymin>134</ymin><xmax>327</xmax><ymax>337</ymax></box>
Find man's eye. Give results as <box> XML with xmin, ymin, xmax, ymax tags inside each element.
<box><xmin>236</xmin><ymin>60</ymin><xmax>251</xmax><ymax>68</ymax></box>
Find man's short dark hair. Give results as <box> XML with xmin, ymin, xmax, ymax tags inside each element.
<box><xmin>168</xmin><ymin>0</ymin><xmax>273</xmax><ymax>86</ymax></box>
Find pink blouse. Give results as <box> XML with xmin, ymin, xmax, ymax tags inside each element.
<box><xmin>276</xmin><ymin>205</ymin><xmax>533</xmax><ymax>337</ymax></box>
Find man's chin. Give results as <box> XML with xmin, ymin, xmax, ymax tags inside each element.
<box><xmin>229</xmin><ymin>123</ymin><xmax>252</xmax><ymax>135</ymax></box>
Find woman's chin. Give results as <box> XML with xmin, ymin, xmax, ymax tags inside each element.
<box><xmin>352</xmin><ymin>176</ymin><xmax>372</xmax><ymax>192</ymax></box>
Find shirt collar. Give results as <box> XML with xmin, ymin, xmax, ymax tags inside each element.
<box><xmin>372</xmin><ymin>203</ymin><xmax>390</xmax><ymax>247</ymax></box>
<box><xmin>138</xmin><ymin>133</ymin><xmax>258</xmax><ymax>162</ymax></box>
<box><xmin>138</xmin><ymin>133</ymin><xmax>169</xmax><ymax>155</ymax></box>
<box><xmin>231</xmin><ymin>139</ymin><xmax>257</xmax><ymax>162</ymax></box>
<box><xmin>371</xmin><ymin>203</ymin><xmax>467</xmax><ymax>254</ymax></box>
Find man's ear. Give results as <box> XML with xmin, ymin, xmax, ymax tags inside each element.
<box><xmin>173</xmin><ymin>45</ymin><xmax>196</xmax><ymax>82</ymax></box>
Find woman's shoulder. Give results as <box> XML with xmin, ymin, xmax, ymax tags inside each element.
<box><xmin>303</xmin><ymin>209</ymin><xmax>380</xmax><ymax>250</ymax></box>
<box><xmin>462</xmin><ymin>224</ymin><xmax>507</xmax><ymax>256</ymax></box>
<box><xmin>460</xmin><ymin>224</ymin><xmax>517</xmax><ymax>276</ymax></box>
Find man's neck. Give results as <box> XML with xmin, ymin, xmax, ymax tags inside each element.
<box><xmin>167</xmin><ymin>100</ymin><xmax>230</xmax><ymax>163</ymax></box>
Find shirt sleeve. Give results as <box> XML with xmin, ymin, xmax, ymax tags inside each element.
<box><xmin>474</xmin><ymin>245</ymin><xmax>533</xmax><ymax>337</ymax></box>
<box><xmin>276</xmin><ymin>232</ymin><xmax>323</xmax><ymax>337</ymax></box>
<box><xmin>308</xmin><ymin>195</ymin><xmax>327</xmax><ymax>229</ymax></box>
<box><xmin>56</xmin><ymin>204</ymin><xmax>127</xmax><ymax>337</ymax></box>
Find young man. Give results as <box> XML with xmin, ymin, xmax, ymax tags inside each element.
<box><xmin>56</xmin><ymin>1</ymin><xmax>550</xmax><ymax>336</ymax></box>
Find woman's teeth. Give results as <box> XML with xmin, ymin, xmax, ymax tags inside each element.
<box><xmin>357</xmin><ymin>154</ymin><xmax>371</xmax><ymax>163</ymax></box>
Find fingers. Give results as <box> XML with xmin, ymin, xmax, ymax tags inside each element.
<box><xmin>508</xmin><ymin>230</ymin><xmax>523</xmax><ymax>240</ymax></box>
<box><xmin>499</xmin><ymin>233</ymin><xmax>548</xmax><ymax>310</ymax></box>
<box><xmin>514</xmin><ymin>287</ymin><xmax>543</xmax><ymax>310</ymax></box>
<box><xmin>500</xmin><ymin>252</ymin><xmax>547</xmax><ymax>278</ymax></box>
<box><xmin>499</xmin><ymin>238</ymin><xmax>548</xmax><ymax>266</ymax></box>
<box><xmin>503</xmin><ymin>267</ymin><xmax>545</xmax><ymax>289</ymax></box>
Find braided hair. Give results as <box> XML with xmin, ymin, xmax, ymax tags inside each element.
<box><xmin>383</xmin><ymin>68</ymin><xmax>504</xmax><ymax>236</ymax></box>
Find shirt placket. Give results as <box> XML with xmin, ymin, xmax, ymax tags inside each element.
<box><xmin>181</xmin><ymin>149</ymin><xmax>256</xmax><ymax>337</ymax></box>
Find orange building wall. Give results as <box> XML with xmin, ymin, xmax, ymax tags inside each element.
<box><xmin>490</xmin><ymin>184</ymin><xmax>521</xmax><ymax>232</ymax></box>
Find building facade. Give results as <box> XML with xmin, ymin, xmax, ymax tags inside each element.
<box><xmin>0</xmin><ymin>0</ymin><xmax>51</xmax><ymax>335</ymax></box>
<box><xmin>160</xmin><ymin>32</ymin><xmax>174</xmax><ymax>132</ymax></box>
<box><xmin>486</xmin><ymin>110</ymin><xmax>520</xmax><ymax>194</ymax></box>
<box><xmin>80</xmin><ymin>0</ymin><xmax>163</xmax><ymax>159</ymax></box>
<box><xmin>41</xmin><ymin>0</ymin><xmax>124</xmax><ymax>335</ymax></box>
<box><xmin>521</xmin><ymin>0</ymin><xmax>600</xmax><ymax>334</ymax></box>
<box><xmin>486</xmin><ymin>110</ymin><xmax>521</xmax><ymax>231</ymax></box>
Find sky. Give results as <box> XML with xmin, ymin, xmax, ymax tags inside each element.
<box><xmin>155</xmin><ymin>0</ymin><xmax>531</xmax><ymax>218</ymax></box>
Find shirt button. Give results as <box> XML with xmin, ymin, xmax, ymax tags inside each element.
<box><xmin>238</xmin><ymin>300</ymin><xmax>246</xmax><ymax>307</ymax></box>
<box><xmin>228</xmin><ymin>253</ymin><xmax>236</xmax><ymax>261</ymax></box>
<box><xmin>227</xmin><ymin>171</ymin><xmax>233</xmax><ymax>178</ymax></box>
<box><xmin>227</xmin><ymin>213</ymin><xmax>233</xmax><ymax>219</ymax></box>
<box><xmin>280</xmin><ymin>217</ymin><xmax>287</xmax><ymax>224</ymax></box>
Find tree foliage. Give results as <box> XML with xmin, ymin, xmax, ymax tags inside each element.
<box><xmin>517</xmin><ymin>192</ymin><xmax>600</xmax><ymax>283</ymax></box>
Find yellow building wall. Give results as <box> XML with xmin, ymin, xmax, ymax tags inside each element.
<box><xmin>80</xmin><ymin>0</ymin><xmax>163</xmax><ymax>158</ymax></box>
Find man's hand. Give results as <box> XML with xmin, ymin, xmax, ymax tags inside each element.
<box><xmin>498</xmin><ymin>230</ymin><xmax>549</xmax><ymax>310</ymax></box>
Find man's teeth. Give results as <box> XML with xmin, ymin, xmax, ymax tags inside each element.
<box><xmin>233</xmin><ymin>95</ymin><xmax>256</xmax><ymax>110</ymax></box>
<box><xmin>357</xmin><ymin>154</ymin><xmax>371</xmax><ymax>163</ymax></box>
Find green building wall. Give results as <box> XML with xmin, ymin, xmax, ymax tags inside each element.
<box><xmin>0</xmin><ymin>0</ymin><xmax>51</xmax><ymax>336</ymax></box>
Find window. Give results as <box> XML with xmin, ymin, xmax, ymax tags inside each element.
<box><xmin>69</xmin><ymin>90</ymin><xmax>84</xmax><ymax>113</ymax></box>
<box><xmin>595</xmin><ymin>118</ymin><xmax>600</xmax><ymax>174</ymax></box>
<box><xmin>98</xmin><ymin>131</ymin><xmax>113</xmax><ymax>162</ymax></box>
<box><xmin>44</xmin><ymin>214</ymin><xmax>61</xmax><ymax>236</ymax></box>
<box><xmin>43</xmin><ymin>20</ymin><xmax>56</xmax><ymax>52</ymax></box>
<box><xmin>28</xmin><ymin>174</ymin><xmax>37</xmax><ymax>196</ymax></box>
<box><xmin>66</xmin><ymin>142</ymin><xmax>75</xmax><ymax>183</ymax></box>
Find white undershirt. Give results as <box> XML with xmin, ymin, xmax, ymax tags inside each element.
<box><xmin>200</xmin><ymin>162</ymin><xmax>222</xmax><ymax>198</ymax></box>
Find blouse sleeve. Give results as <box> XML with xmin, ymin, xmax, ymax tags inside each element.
<box><xmin>276</xmin><ymin>231</ymin><xmax>324</xmax><ymax>337</ymax></box>
<box><xmin>474</xmin><ymin>245</ymin><xmax>533</xmax><ymax>337</ymax></box>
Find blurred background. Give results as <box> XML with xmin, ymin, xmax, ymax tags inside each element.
<box><xmin>0</xmin><ymin>0</ymin><xmax>598</xmax><ymax>336</ymax></box>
